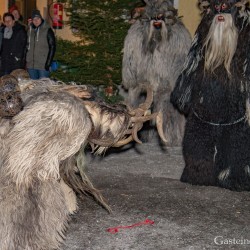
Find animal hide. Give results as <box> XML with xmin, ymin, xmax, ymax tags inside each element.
<box><xmin>171</xmin><ymin>0</ymin><xmax>250</xmax><ymax>191</ymax></box>
<box><xmin>122</xmin><ymin>0</ymin><xmax>192</xmax><ymax>145</ymax></box>
<box><xmin>0</xmin><ymin>74</ymin><xmax>165</xmax><ymax>249</ymax></box>
<box><xmin>0</xmin><ymin>90</ymin><xmax>92</xmax><ymax>249</ymax></box>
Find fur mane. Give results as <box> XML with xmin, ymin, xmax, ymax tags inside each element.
<box><xmin>203</xmin><ymin>13</ymin><xmax>238</xmax><ymax>75</ymax></box>
<box><xmin>84</xmin><ymin>101</ymin><xmax>131</xmax><ymax>154</ymax></box>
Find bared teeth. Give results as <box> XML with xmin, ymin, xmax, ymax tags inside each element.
<box><xmin>217</xmin><ymin>15</ymin><xmax>225</xmax><ymax>22</ymax></box>
<box><xmin>153</xmin><ymin>21</ymin><xmax>162</xmax><ymax>28</ymax></box>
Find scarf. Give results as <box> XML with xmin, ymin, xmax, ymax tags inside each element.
<box><xmin>4</xmin><ymin>27</ymin><xmax>13</xmax><ymax>39</ymax></box>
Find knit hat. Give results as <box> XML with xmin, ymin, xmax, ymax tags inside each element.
<box><xmin>31</xmin><ymin>10</ymin><xmax>42</xmax><ymax>19</ymax></box>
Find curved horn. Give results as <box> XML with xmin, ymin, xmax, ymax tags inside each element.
<box><xmin>137</xmin><ymin>83</ymin><xmax>154</xmax><ymax>112</ymax></box>
<box><xmin>131</xmin><ymin>112</ymin><xmax>158</xmax><ymax>123</ymax></box>
<box><xmin>156</xmin><ymin>111</ymin><xmax>168</xmax><ymax>143</ymax></box>
<box><xmin>112</xmin><ymin>135</ymin><xmax>134</xmax><ymax>147</ymax></box>
<box><xmin>132</xmin><ymin>123</ymin><xmax>143</xmax><ymax>144</ymax></box>
<box><xmin>130</xmin><ymin>111</ymin><xmax>168</xmax><ymax>144</ymax></box>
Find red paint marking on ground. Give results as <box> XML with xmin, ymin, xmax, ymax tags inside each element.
<box><xmin>107</xmin><ymin>219</ymin><xmax>155</xmax><ymax>234</ymax></box>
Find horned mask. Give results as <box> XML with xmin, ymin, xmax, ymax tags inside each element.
<box><xmin>142</xmin><ymin>0</ymin><xmax>178</xmax><ymax>27</ymax></box>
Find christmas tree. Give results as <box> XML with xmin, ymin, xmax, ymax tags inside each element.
<box><xmin>52</xmin><ymin>0</ymin><xmax>143</xmax><ymax>91</ymax></box>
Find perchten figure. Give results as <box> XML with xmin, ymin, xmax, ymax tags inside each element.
<box><xmin>171</xmin><ymin>0</ymin><xmax>250</xmax><ymax>191</ymax></box>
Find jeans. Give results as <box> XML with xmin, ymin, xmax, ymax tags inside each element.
<box><xmin>27</xmin><ymin>68</ymin><xmax>50</xmax><ymax>80</ymax></box>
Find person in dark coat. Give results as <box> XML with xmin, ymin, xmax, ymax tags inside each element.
<box><xmin>0</xmin><ymin>16</ymin><xmax>3</xmax><ymax>49</ymax></box>
<box><xmin>0</xmin><ymin>16</ymin><xmax>4</xmax><ymax>75</ymax></box>
<box><xmin>26</xmin><ymin>10</ymin><xmax>56</xmax><ymax>79</ymax></box>
<box><xmin>0</xmin><ymin>13</ymin><xmax>27</xmax><ymax>76</ymax></box>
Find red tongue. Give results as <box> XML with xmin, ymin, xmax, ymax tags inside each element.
<box><xmin>153</xmin><ymin>21</ymin><xmax>162</xmax><ymax>28</ymax></box>
<box><xmin>218</xmin><ymin>15</ymin><xmax>225</xmax><ymax>22</ymax></box>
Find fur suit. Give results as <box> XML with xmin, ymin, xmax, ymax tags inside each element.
<box><xmin>122</xmin><ymin>0</ymin><xmax>192</xmax><ymax>146</ymax></box>
<box><xmin>0</xmin><ymin>73</ymin><xmax>164</xmax><ymax>249</ymax></box>
<box><xmin>171</xmin><ymin>0</ymin><xmax>250</xmax><ymax>191</ymax></box>
<box><xmin>0</xmin><ymin>89</ymin><xmax>92</xmax><ymax>249</ymax></box>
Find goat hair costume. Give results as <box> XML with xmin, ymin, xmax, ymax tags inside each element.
<box><xmin>122</xmin><ymin>0</ymin><xmax>192</xmax><ymax>146</ymax></box>
<box><xmin>0</xmin><ymin>73</ymin><xmax>166</xmax><ymax>249</ymax></box>
<box><xmin>171</xmin><ymin>0</ymin><xmax>250</xmax><ymax>191</ymax></box>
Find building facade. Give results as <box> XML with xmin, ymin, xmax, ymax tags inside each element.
<box><xmin>0</xmin><ymin>0</ymin><xmax>201</xmax><ymax>40</ymax></box>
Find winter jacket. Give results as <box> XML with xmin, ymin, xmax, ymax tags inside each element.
<box><xmin>0</xmin><ymin>22</ymin><xmax>27</xmax><ymax>72</ymax></box>
<box><xmin>0</xmin><ymin>25</ymin><xmax>3</xmax><ymax>72</ymax></box>
<box><xmin>26</xmin><ymin>20</ymin><xmax>56</xmax><ymax>70</ymax></box>
<box><xmin>0</xmin><ymin>25</ymin><xmax>4</xmax><ymax>51</ymax></box>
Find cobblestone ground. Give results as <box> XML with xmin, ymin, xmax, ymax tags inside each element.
<box><xmin>62</xmin><ymin>143</ymin><xmax>250</xmax><ymax>250</ymax></box>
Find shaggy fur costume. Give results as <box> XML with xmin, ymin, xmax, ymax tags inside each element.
<box><xmin>171</xmin><ymin>0</ymin><xmax>250</xmax><ymax>191</ymax></box>
<box><xmin>0</xmin><ymin>75</ymin><xmax>162</xmax><ymax>249</ymax></box>
<box><xmin>122</xmin><ymin>0</ymin><xmax>191</xmax><ymax>145</ymax></box>
<box><xmin>0</xmin><ymin>90</ymin><xmax>92</xmax><ymax>249</ymax></box>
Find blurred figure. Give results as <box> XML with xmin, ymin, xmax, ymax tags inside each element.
<box><xmin>0</xmin><ymin>15</ymin><xmax>3</xmax><ymax>76</ymax></box>
<box><xmin>27</xmin><ymin>17</ymin><xmax>32</xmax><ymax>26</ymax></box>
<box><xmin>26</xmin><ymin>10</ymin><xmax>56</xmax><ymax>79</ymax></box>
<box><xmin>0</xmin><ymin>15</ymin><xmax>3</xmax><ymax>50</ymax></box>
<box><xmin>9</xmin><ymin>4</ymin><xmax>24</xmax><ymax>23</ymax></box>
<box><xmin>0</xmin><ymin>13</ymin><xmax>27</xmax><ymax>76</ymax></box>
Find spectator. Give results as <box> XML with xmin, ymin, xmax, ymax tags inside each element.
<box><xmin>9</xmin><ymin>4</ymin><xmax>24</xmax><ymax>23</ymax></box>
<box><xmin>0</xmin><ymin>15</ymin><xmax>3</xmax><ymax>51</ymax></box>
<box><xmin>26</xmin><ymin>10</ymin><xmax>56</xmax><ymax>79</ymax></box>
<box><xmin>0</xmin><ymin>13</ymin><xmax>27</xmax><ymax>76</ymax></box>
<box><xmin>0</xmin><ymin>16</ymin><xmax>3</xmax><ymax>76</ymax></box>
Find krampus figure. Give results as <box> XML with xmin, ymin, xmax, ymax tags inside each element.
<box><xmin>122</xmin><ymin>0</ymin><xmax>192</xmax><ymax>145</ymax></box>
<box><xmin>0</xmin><ymin>72</ymin><xmax>166</xmax><ymax>249</ymax></box>
<box><xmin>171</xmin><ymin>0</ymin><xmax>250</xmax><ymax>191</ymax></box>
